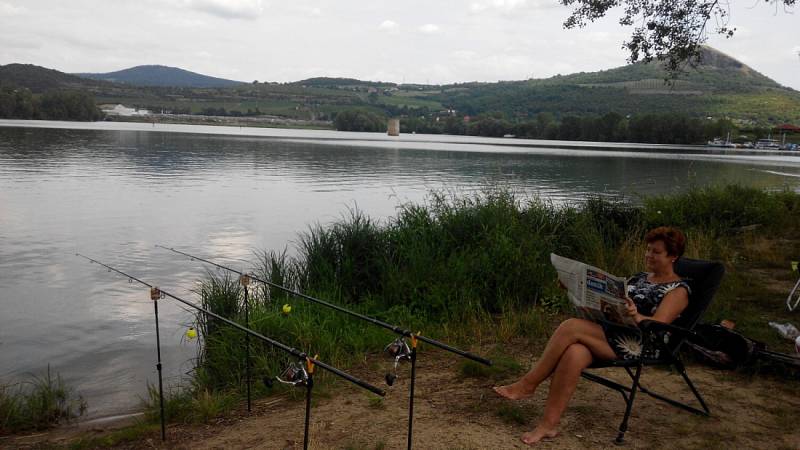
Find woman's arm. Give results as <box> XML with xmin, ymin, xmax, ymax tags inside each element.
<box><xmin>626</xmin><ymin>287</ymin><xmax>689</xmax><ymax>324</ymax></box>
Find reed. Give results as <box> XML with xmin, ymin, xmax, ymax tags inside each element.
<box><xmin>0</xmin><ymin>366</ymin><xmax>86</xmax><ymax>434</ymax></box>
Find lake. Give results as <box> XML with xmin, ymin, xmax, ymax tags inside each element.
<box><xmin>2</xmin><ymin>120</ymin><xmax>799</xmax><ymax>418</ymax></box>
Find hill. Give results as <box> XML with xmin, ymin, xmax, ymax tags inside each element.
<box><xmin>76</xmin><ymin>65</ymin><xmax>243</xmax><ymax>88</ymax></box>
<box><xmin>429</xmin><ymin>47</ymin><xmax>800</xmax><ymax>124</ymax></box>
<box><xmin>0</xmin><ymin>63</ymin><xmax>103</xmax><ymax>93</ymax></box>
<box><xmin>2</xmin><ymin>47</ymin><xmax>798</xmax><ymax>127</ymax></box>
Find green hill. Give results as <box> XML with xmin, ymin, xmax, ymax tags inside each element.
<box><xmin>0</xmin><ymin>63</ymin><xmax>103</xmax><ymax>93</ymax></box>
<box><xmin>430</xmin><ymin>47</ymin><xmax>800</xmax><ymax>125</ymax></box>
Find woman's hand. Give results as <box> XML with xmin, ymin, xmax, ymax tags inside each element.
<box><xmin>624</xmin><ymin>297</ymin><xmax>644</xmax><ymax>324</ymax></box>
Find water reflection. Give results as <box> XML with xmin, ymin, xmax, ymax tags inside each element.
<box><xmin>1</xmin><ymin>124</ymin><xmax>798</xmax><ymax>418</ymax></box>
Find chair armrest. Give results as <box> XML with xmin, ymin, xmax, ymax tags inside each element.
<box><xmin>638</xmin><ymin>319</ymin><xmax>692</xmax><ymax>336</ymax></box>
<box><xmin>638</xmin><ymin>320</ymin><xmax>694</xmax><ymax>357</ymax></box>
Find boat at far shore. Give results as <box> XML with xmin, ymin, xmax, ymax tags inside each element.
<box><xmin>706</xmin><ymin>137</ymin><xmax>737</xmax><ymax>148</ymax></box>
<box><xmin>754</xmin><ymin>138</ymin><xmax>782</xmax><ymax>150</ymax></box>
<box><xmin>707</xmin><ymin>131</ymin><xmax>736</xmax><ymax>148</ymax></box>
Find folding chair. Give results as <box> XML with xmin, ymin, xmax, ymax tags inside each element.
<box><xmin>580</xmin><ymin>258</ymin><xmax>725</xmax><ymax>444</ymax></box>
<box><xmin>786</xmin><ymin>260</ymin><xmax>800</xmax><ymax>311</ymax></box>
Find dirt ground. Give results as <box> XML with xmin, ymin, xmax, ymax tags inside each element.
<box><xmin>6</xmin><ymin>347</ymin><xmax>799</xmax><ymax>450</ymax></box>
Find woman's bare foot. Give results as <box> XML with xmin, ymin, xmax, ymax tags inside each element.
<box><xmin>521</xmin><ymin>424</ymin><xmax>559</xmax><ymax>445</ymax></box>
<box><xmin>492</xmin><ymin>381</ymin><xmax>536</xmax><ymax>400</ymax></box>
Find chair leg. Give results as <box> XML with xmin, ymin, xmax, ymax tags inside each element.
<box><xmin>676</xmin><ymin>361</ymin><xmax>710</xmax><ymax>415</ymax></box>
<box><xmin>615</xmin><ymin>363</ymin><xmax>642</xmax><ymax>444</ymax></box>
<box><xmin>623</xmin><ymin>361</ymin><xmax>710</xmax><ymax>416</ymax></box>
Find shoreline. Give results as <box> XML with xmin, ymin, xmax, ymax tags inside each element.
<box><xmin>2</xmin><ymin>118</ymin><xmax>799</xmax><ymax>158</ymax></box>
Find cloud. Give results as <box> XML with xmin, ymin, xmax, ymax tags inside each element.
<box><xmin>304</xmin><ymin>6</ymin><xmax>321</xmax><ymax>16</ymax></box>
<box><xmin>184</xmin><ymin>0</ymin><xmax>264</xmax><ymax>20</ymax></box>
<box><xmin>378</xmin><ymin>20</ymin><xmax>398</xmax><ymax>30</ymax></box>
<box><xmin>0</xmin><ymin>36</ymin><xmax>40</xmax><ymax>50</ymax></box>
<box><xmin>0</xmin><ymin>1</ymin><xmax>25</xmax><ymax>16</ymax></box>
<box><xmin>418</xmin><ymin>23</ymin><xmax>440</xmax><ymax>34</ymax></box>
<box><xmin>452</xmin><ymin>50</ymin><xmax>478</xmax><ymax>60</ymax></box>
<box><xmin>469</xmin><ymin>0</ymin><xmax>558</xmax><ymax>13</ymax></box>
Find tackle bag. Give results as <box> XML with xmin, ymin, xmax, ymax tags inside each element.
<box><xmin>685</xmin><ymin>323</ymin><xmax>764</xmax><ymax>369</ymax></box>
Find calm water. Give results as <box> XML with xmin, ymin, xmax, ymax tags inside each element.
<box><xmin>2</xmin><ymin>121</ymin><xmax>800</xmax><ymax>418</ymax></box>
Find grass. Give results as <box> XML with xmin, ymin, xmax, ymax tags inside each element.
<box><xmin>141</xmin><ymin>382</ymin><xmax>239</xmax><ymax>425</ymax></box>
<box><xmin>495</xmin><ymin>404</ymin><xmax>530</xmax><ymax>425</ymax></box>
<box><xmin>367</xmin><ymin>396</ymin><xmax>385</xmax><ymax>410</ymax></box>
<box><xmin>0</xmin><ymin>367</ymin><xmax>87</xmax><ymax>434</ymax></box>
<box><xmin>458</xmin><ymin>354</ymin><xmax>524</xmax><ymax>382</ymax></box>
<box><xmin>66</xmin><ymin>422</ymin><xmax>159</xmax><ymax>450</ymax></box>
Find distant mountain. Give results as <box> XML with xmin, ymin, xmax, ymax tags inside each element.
<box><xmin>75</xmin><ymin>65</ymin><xmax>243</xmax><ymax>88</ymax></box>
<box><xmin>0</xmin><ymin>63</ymin><xmax>103</xmax><ymax>93</ymax></box>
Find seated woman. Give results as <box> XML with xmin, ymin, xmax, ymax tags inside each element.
<box><xmin>493</xmin><ymin>226</ymin><xmax>691</xmax><ymax>445</ymax></box>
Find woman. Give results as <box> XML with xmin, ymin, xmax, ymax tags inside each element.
<box><xmin>493</xmin><ymin>226</ymin><xmax>690</xmax><ymax>445</ymax></box>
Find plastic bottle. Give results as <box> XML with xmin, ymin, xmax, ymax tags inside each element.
<box><xmin>768</xmin><ymin>321</ymin><xmax>800</xmax><ymax>340</ymax></box>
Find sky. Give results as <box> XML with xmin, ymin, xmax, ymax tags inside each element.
<box><xmin>0</xmin><ymin>0</ymin><xmax>797</xmax><ymax>89</ymax></box>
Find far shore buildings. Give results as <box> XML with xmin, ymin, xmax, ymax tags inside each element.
<box><xmin>99</xmin><ymin>104</ymin><xmax>151</xmax><ymax>117</ymax></box>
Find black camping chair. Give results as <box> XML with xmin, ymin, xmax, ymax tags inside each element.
<box><xmin>580</xmin><ymin>258</ymin><xmax>725</xmax><ymax>444</ymax></box>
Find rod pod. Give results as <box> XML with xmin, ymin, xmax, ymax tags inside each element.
<box><xmin>77</xmin><ymin>253</ymin><xmax>386</xmax><ymax>444</ymax></box>
<box><xmin>156</xmin><ymin>246</ymin><xmax>493</xmax><ymax>450</ymax></box>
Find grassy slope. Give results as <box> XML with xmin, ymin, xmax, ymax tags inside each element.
<box><xmin>429</xmin><ymin>51</ymin><xmax>800</xmax><ymax>124</ymax></box>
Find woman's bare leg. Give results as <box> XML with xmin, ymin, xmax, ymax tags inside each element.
<box><xmin>521</xmin><ymin>343</ymin><xmax>593</xmax><ymax>445</ymax></box>
<box><xmin>494</xmin><ymin>318</ymin><xmax>616</xmax><ymax>400</ymax></box>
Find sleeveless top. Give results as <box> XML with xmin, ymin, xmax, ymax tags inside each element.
<box><xmin>606</xmin><ymin>272</ymin><xmax>691</xmax><ymax>360</ymax></box>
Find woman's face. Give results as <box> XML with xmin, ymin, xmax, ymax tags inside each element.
<box><xmin>645</xmin><ymin>240</ymin><xmax>673</xmax><ymax>272</ymax></box>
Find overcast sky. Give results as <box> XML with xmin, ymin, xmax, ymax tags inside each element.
<box><xmin>1</xmin><ymin>0</ymin><xmax>797</xmax><ymax>89</ymax></box>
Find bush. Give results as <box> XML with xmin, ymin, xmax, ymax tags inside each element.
<box><xmin>333</xmin><ymin>109</ymin><xmax>386</xmax><ymax>132</ymax></box>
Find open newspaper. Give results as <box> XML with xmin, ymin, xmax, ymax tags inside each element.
<box><xmin>550</xmin><ymin>253</ymin><xmax>637</xmax><ymax>327</ymax></box>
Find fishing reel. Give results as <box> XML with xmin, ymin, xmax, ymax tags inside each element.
<box><xmin>263</xmin><ymin>360</ymin><xmax>309</xmax><ymax>389</ymax></box>
<box><xmin>384</xmin><ymin>337</ymin><xmax>413</xmax><ymax>386</ymax></box>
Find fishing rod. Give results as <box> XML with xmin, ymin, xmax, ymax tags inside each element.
<box><xmin>156</xmin><ymin>245</ymin><xmax>492</xmax><ymax>450</ymax></box>
<box><xmin>156</xmin><ymin>245</ymin><xmax>492</xmax><ymax>366</ymax></box>
<box><xmin>77</xmin><ymin>253</ymin><xmax>385</xmax><ymax>449</ymax></box>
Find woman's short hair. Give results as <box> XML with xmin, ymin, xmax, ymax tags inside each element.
<box><xmin>645</xmin><ymin>226</ymin><xmax>686</xmax><ymax>257</ymax></box>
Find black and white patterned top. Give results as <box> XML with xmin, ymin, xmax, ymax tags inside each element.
<box><xmin>605</xmin><ymin>272</ymin><xmax>691</xmax><ymax>360</ymax></box>
<box><xmin>627</xmin><ymin>272</ymin><xmax>691</xmax><ymax>316</ymax></box>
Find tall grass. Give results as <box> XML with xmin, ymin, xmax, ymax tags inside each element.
<box><xmin>183</xmin><ymin>184</ymin><xmax>800</xmax><ymax>415</ymax></box>
<box><xmin>0</xmin><ymin>367</ymin><xmax>87</xmax><ymax>434</ymax></box>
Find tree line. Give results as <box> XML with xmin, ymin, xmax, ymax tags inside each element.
<box><xmin>0</xmin><ymin>85</ymin><xmax>103</xmax><ymax>121</ymax></box>
<box><xmin>334</xmin><ymin>107</ymin><xmax>744</xmax><ymax>145</ymax></box>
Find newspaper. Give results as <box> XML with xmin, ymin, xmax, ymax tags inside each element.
<box><xmin>550</xmin><ymin>253</ymin><xmax>637</xmax><ymax>327</ymax></box>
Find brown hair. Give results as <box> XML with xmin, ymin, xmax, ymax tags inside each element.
<box><xmin>645</xmin><ymin>226</ymin><xmax>686</xmax><ymax>257</ymax></box>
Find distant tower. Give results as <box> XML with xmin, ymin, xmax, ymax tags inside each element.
<box><xmin>387</xmin><ymin>118</ymin><xmax>400</xmax><ymax>136</ymax></box>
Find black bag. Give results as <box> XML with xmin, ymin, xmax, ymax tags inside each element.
<box><xmin>685</xmin><ymin>324</ymin><xmax>764</xmax><ymax>369</ymax></box>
